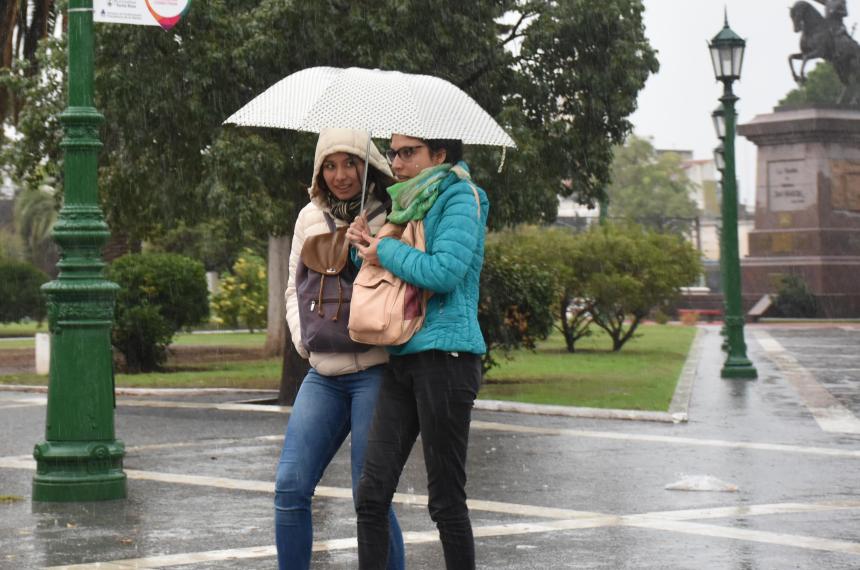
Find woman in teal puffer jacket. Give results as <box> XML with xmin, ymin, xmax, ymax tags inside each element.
<box><xmin>348</xmin><ymin>134</ymin><xmax>488</xmax><ymax>570</ymax></box>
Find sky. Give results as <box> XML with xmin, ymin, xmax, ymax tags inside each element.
<box><xmin>629</xmin><ymin>0</ymin><xmax>826</xmax><ymax>206</ymax></box>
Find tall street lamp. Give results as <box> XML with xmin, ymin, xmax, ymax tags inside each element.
<box><xmin>709</xmin><ymin>13</ymin><xmax>757</xmax><ymax>379</ymax></box>
<box><xmin>32</xmin><ymin>0</ymin><xmax>126</xmax><ymax>501</ymax></box>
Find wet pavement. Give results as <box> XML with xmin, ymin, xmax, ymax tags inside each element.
<box><xmin>1</xmin><ymin>323</ymin><xmax>859</xmax><ymax>569</ymax></box>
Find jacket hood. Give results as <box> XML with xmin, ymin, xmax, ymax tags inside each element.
<box><xmin>309</xmin><ymin>128</ymin><xmax>393</xmax><ymax>209</ymax></box>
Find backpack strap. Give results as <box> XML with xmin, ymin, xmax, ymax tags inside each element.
<box><xmin>322</xmin><ymin>211</ymin><xmax>337</xmax><ymax>233</ymax></box>
<box><xmin>364</xmin><ymin>202</ymin><xmax>388</xmax><ymax>222</ymax></box>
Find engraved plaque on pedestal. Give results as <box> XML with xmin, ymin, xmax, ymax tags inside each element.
<box><xmin>767</xmin><ymin>160</ymin><xmax>813</xmax><ymax>212</ymax></box>
<box><xmin>831</xmin><ymin>160</ymin><xmax>860</xmax><ymax>212</ymax></box>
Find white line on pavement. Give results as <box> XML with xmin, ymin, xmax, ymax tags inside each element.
<box><xmin>624</xmin><ymin>517</ymin><xmax>860</xmax><ymax>555</ymax></box>
<box><xmin>754</xmin><ymin>330</ymin><xmax>860</xmax><ymax>435</ymax></box>
<box><xmin>43</xmin><ymin>500</ymin><xmax>860</xmax><ymax>569</ymax></box>
<box><xmin>470</xmin><ymin>420</ymin><xmax>860</xmax><ymax>458</ymax></box>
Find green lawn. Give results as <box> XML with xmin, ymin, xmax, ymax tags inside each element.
<box><xmin>0</xmin><ymin>324</ymin><xmax>698</xmax><ymax>412</ymax></box>
<box><xmin>0</xmin><ymin>331</ymin><xmax>266</xmax><ymax>351</ymax></box>
<box><xmin>0</xmin><ymin>358</ymin><xmax>281</xmax><ymax>389</ymax></box>
<box><xmin>482</xmin><ymin>324</ymin><xmax>697</xmax><ymax>411</ymax></box>
<box><xmin>0</xmin><ymin>322</ymin><xmax>47</xmax><ymax>338</ymax></box>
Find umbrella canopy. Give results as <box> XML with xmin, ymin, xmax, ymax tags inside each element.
<box><xmin>224</xmin><ymin>66</ymin><xmax>516</xmax><ymax>149</ymax></box>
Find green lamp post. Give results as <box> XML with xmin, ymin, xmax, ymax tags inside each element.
<box><xmin>32</xmin><ymin>0</ymin><xmax>126</xmax><ymax>501</ymax></box>
<box><xmin>712</xmin><ymin>139</ymin><xmax>729</xmax><ymax>351</ymax></box>
<box><xmin>709</xmin><ymin>13</ymin><xmax>757</xmax><ymax>379</ymax></box>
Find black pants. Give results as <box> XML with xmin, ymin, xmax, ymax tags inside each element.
<box><xmin>356</xmin><ymin>350</ymin><xmax>481</xmax><ymax>570</ymax></box>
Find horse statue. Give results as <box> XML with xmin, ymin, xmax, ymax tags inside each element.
<box><xmin>790</xmin><ymin>0</ymin><xmax>860</xmax><ymax>104</ymax></box>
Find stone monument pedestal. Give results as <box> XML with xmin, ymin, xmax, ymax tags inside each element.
<box><xmin>738</xmin><ymin>106</ymin><xmax>860</xmax><ymax>317</ymax></box>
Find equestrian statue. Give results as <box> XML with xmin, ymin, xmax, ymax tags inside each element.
<box><xmin>790</xmin><ymin>0</ymin><xmax>860</xmax><ymax>104</ymax></box>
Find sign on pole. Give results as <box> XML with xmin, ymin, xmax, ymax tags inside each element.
<box><xmin>94</xmin><ymin>0</ymin><xmax>190</xmax><ymax>30</ymax></box>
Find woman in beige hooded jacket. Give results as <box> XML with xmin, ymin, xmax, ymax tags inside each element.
<box><xmin>275</xmin><ymin>129</ymin><xmax>404</xmax><ymax>570</ymax></box>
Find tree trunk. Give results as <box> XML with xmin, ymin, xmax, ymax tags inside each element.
<box><xmin>264</xmin><ymin>234</ymin><xmax>290</xmax><ymax>357</ymax></box>
<box><xmin>560</xmin><ymin>296</ymin><xmax>576</xmax><ymax>353</ymax></box>
<box><xmin>0</xmin><ymin>0</ymin><xmax>18</xmax><ymax>124</ymax></box>
<box><xmin>278</xmin><ymin>331</ymin><xmax>309</xmax><ymax>405</ymax></box>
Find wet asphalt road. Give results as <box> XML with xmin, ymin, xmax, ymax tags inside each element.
<box><xmin>1</xmin><ymin>324</ymin><xmax>859</xmax><ymax>569</ymax></box>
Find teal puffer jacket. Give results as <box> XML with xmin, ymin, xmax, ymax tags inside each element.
<box><xmin>376</xmin><ymin>163</ymin><xmax>489</xmax><ymax>356</ymax></box>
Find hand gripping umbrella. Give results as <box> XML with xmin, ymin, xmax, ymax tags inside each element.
<box><xmin>224</xmin><ymin>66</ymin><xmax>516</xmax><ymax>208</ymax></box>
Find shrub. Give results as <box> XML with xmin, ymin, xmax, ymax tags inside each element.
<box><xmin>210</xmin><ymin>250</ymin><xmax>267</xmax><ymax>332</ymax></box>
<box><xmin>0</xmin><ymin>228</ymin><xmax>26</xmax><ymax>262</ymax></box>
<box><xmin>579</xmin><ymin>224</ymin><xmax>701</xmax><ymax>351</ymax></box>
<box><xmin>0</xmin><ymin>261</ymin><xmax>49</xmax><ymax>323</ymax></box>
<box><xmin>106</xmin><ymin>253</ymin><xmax>209</xmax><ymax>372</ymax></box>
<box><xmin>773</xmin><ymin>274</ymin><xmax>818</xmax><ymax>318</ymax></box>
<box><xmin>489</xmin><ymin>226</ymin><xmax>592</xmax><ymax>353</ymax></box>
<box><xmin>479</xmin><ymin>244</ymin><xmax>556</xmax><ymax>374</ymax></box>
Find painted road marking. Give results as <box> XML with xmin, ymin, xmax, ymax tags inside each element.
<box><xmin>79</xmin><ymin>396</ymin><xmax>860</xmax><ymax>459</ymax></box>
<box><xmin>754</xmin><ymin>330</ymin><xmax>860</xmax><ymax>434</ymax></box>
<box><xmin>43</xmin><ymin>500</ymin><xmax>860</xmax><ymax>569</ymax></box>
<box><xmin>470</xmin><ymin>420</ymin><xmax>860</xmax><ymax>459</ymax></box>
<box><xmin>0</xmin><ymin>397</ymin><xmax>46</xmax><ymax>410</ymax></box>
<box><xmin>624</xmin><ymin>517</ymin><xmax>860</xmax><ymax>555</ymax></box>
<box><xmin>8</xmin><ymin>455</ymin><xmax>859</xmax><ymax>525</ymax></box>
<box><xmin>4</xmin><ymin>449</ymin><xmax>858</xmax><ymax>569</ymax></box>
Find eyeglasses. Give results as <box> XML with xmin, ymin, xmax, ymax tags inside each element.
<box><xmin>385</xmin><ymin>144</ymin><xmax>425</xmax><ymax>164</ymax></box>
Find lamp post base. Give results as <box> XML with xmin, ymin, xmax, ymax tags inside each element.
<box><xmin>721</xmin><ymin>357</ymin><xmax>758</xmax><ymax>379</ymax></box>
<box><xmin>33</xmin><ymin>440</ymin><xmax>126</xmax><ymax>502</ymax></box>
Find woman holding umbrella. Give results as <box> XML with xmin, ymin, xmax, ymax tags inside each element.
<box><xmin>348</xmin><ymin>134</ymin><xmax>489</xmax><ymax>570</ymax></box>
<box><xmin>276</xmin><ymin>128</ymin><xmax>405</xmax><ymax>570</ymax></box>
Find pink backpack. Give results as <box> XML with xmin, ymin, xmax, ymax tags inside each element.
<box><xmin>348</xmin><ymin>220</ymin><xmax>430</xmax><ymax>346</ymax></box>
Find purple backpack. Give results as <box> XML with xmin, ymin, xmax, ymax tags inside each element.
<box><xmin>296</xmin><ymin>208</ymin><xmax>383</xmax><ymax>353</ymax></box>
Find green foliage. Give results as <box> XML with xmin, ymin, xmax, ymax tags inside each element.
<box><xmin>774</xmin><ymin>274</ymin><xmax>818</xmax><ymax>318</ymax></box>
<box><xmin>578</xmin><ymin>224</ymin><xmax>701</xmax><ymax>351</ymax></box>
<box><xmin>515</xmin><ymin>0</ymin><xmax>659</xmax><ymax>208</ymax></box>
<box><xmin>479</xmin><ymin>242</ymin><xmax>556</xmax><ymax>374</ymax></box>
<box><xmin>780</xmin><ymin>62</ymin><xmax>843</xmax><ymax>106</ymax></box>
<box><xmin>0</xmin><ymin>261</ymin><xmax>49</xmax><ymax>323</ymax></box>
<box><xmin>489</xmin><ymin>225</ymin><xmax>592</xmax><ymax>353</ymax></box>
<box><xmin>0</xmin><ymin>37</ymin><xmax>66</xmax><ymax>194</ymax></box>
<box><xmin>106</xmin><ymin>253</ymin><xmax>209</xmax><ymax>372</ymax></box>
<box><xmin>2</xmin><ymin>0</ymin><xmax>657</xmax><ymax>242</ymax></box>
<box><xmin>0</xmin><ymin>228</ymin><xmax>26</xmax><ymax>261</ymax></box>
<box><xmin>210</xmin><ymin>250</ymin><xmax>268</xmax><ymax>332</ymax></box>
<box><xmin>147</xmin><ymin>219</ymin><xmax>263</xmax><ymax>273</ymax></box>
<box><xmin>607</xmin><ymin>136</ymin><xmax>699</xmax><ymax>234</ymax></box>
<box><xmin>13</xmin><ymin>186</ymin><xmax>59</xmax><ymax>272</ymax></box>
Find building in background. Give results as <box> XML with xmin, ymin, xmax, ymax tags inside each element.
<box><xmin>556</xmin><ymin>149</ymin><xmax>755</xmax><ymax>293</ymax></box>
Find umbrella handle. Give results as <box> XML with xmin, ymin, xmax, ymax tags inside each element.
<box><xmin>361</xmin><ymin>130</ymin><xmax>371</xmax><ymax>212</ymax></box>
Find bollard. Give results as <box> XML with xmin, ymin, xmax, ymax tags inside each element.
<box><xmin>35</xmin><ymin>333</ymin><xmax>50</xmax><ymax>375</ymax></box>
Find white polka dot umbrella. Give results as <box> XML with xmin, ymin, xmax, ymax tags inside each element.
<box><xmin>224</xmin><ymin>66</ymin><xmax>516</xmax><ymax>149</ymax></box>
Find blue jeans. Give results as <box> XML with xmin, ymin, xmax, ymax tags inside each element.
<box><xmin>275</xmin><ymin>365</ymin><xmax>405</xmax><ymax>570</ymax></box>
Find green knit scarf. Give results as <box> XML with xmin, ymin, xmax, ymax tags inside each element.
<box><xmin>387</xmin><ymin>162</ymin><xmax>471</xmax><ymax>224</ymax></box>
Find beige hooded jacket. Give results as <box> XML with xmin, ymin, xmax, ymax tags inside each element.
<box><xmin>285</xmin><ymin>128</ymin><xmax>392</xmax><ymax>376</ymax></box>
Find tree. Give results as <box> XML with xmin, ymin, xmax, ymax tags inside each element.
<box><xmin>494</xmin><ymin>225</ymin><xmax>593</xmax><ymax>353</ymax></box>
<box><xmin>780</xmin><ymin>62</ymin><xmax>843</xmax><ymax>106</ymax></box>
<box><xmin>513</xmin><ymin>0</ymin><xmax>659</xmax><ymax>208</ymax></box>
<box><xmin>0</xmin><ymin>0</ymin><xmax>59</xmax><ymax>125</ymax></box>
<box><xmin>13</xmin><ymin>185</ymin><xmax>58</xmax><ymax>274</ymax></box>
<box><xmin>0</xmin><ymin>260</ymin><xmax>48</xmax><ymax>323</ymax></box>
<box><xmin>479</xmin><ymin>240</ymin><xmax>556</xmax><ymax>373</ymax></box>
<box><xmin>578</xmin><ymin>224</ymin><xmax>701</xmax><ymax>351</ymax></box>
<box><xmin>106</xmin><ymin>253</ymin><xmax>209</xmax><ymax>372</ymax></box>
<box><xmin>211</xmin><ymin>250</ymin><xmax>268</xmax><ymax>332</ymax></box>
<box><xmin>3</xmin><ymin>0</ymin><xmax>658</xmax><ymax>400</ymax></box>
<box><xmin>606</xmin><ymin>136</ymin><xmax>699</xmax><ymax>234</ymax></box>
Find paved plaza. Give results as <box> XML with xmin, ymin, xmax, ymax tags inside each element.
<box><xmin>1</xmin><ymin>324</ymin><xmax>859</xmax><ymax>569</ymax></box>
